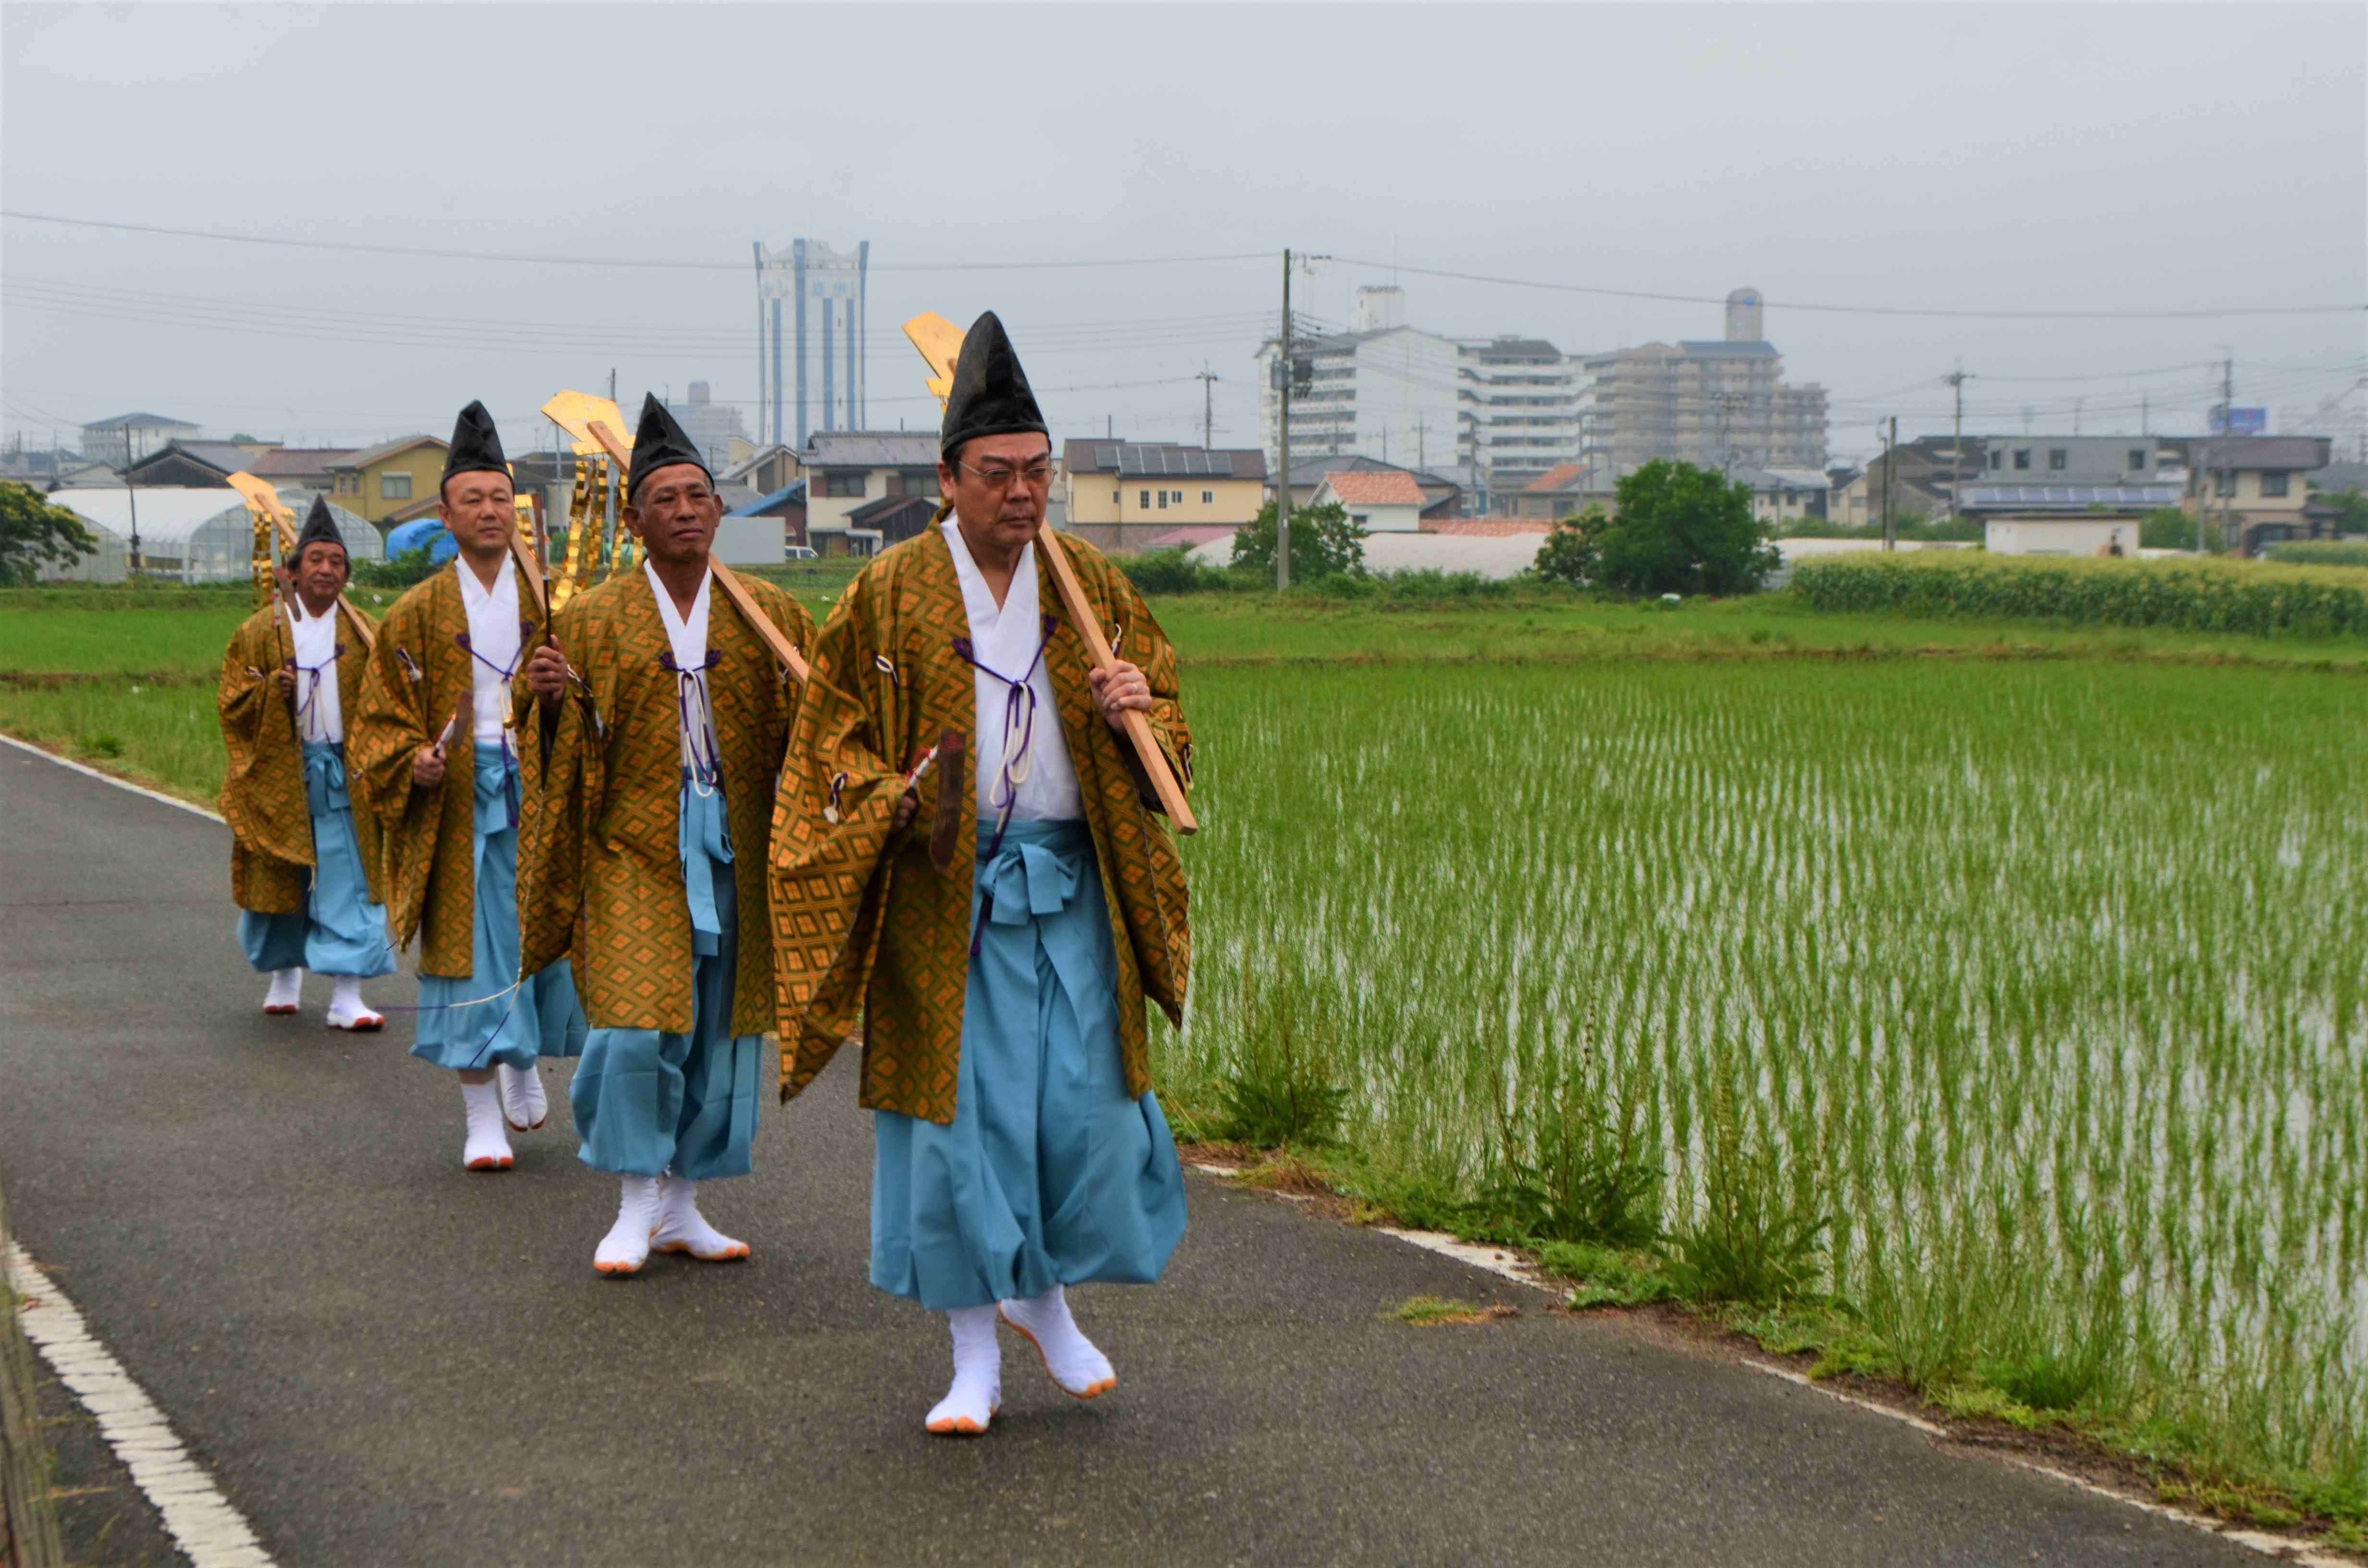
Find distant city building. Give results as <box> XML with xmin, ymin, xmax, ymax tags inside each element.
<box><xmin>1579</xmin><ymin>287</ymin><xmax>1827</xmax><ymax>475</ymax></box>
<box><xmin>1502</xmin><ymin>461</ymin><xmax>1617</xmax><ymax>522</ymax></box>
<box><xmin>122</xmin><ymin>440</ymin><xmax>262</xmax><ymax>488</ymax></box>
<box><xmin>1258</xmin><ymin>284</ymin><xmax>1581</xmax><ymax>506</ymax></box>
<box><xmin>1312</xmin><ymin>468</ymin><xmax>1427</xmax><ymax>534</ymax></box>
<box><xmin>1455</xmin><ymin>336</ymin><xmax>1582</xmax><ymax>500</ymax></box>
<box><xmin>2163</xmin><ymin>434</ymin><xmax>2336</xmax><ymax>554</ymax></box>
<box><xmin>1259</xmin><ymin>288</ymin><xmax>1460</xmax><ymax>485</ymax></box>
<box><xmin>663</xmin><ymin>382</ymin><xmax>750</xmax><ymax>475</ymax></box>
<box><xmin>798</xmin><ymin>430</ymin><xmax>939</xmax><ymax>557</ymax></box>
<box><xmin>754</xmin><ymin>238</ymin><xmax>871</xmax><ymax>447</ymax></box>
<box><xmin>247</xmin><ymin>448</ymin><xmax>358</xmax><ymax>490</ymax></box>
<box><xmin>326</xmin><ymin>434</ymin><xmax>450</xmax><ymax>525</ymax></box>
<box><xmin>1279</xmin><ymin>453</ymin><xmax>1461</xmax><ymax>518</ymax></box>
<box><xmin>79</xmin><ymin>412</ymin><xmax>201</xmax><ymax>470</ymax></box>
<box><xmin>1062</xmin><ymin>439</ymin><xmax>1267</xmax><ymax>552</ymax></box>
<box><xmin>1973</xmin><ymin>435</ymin><xmax>2180</xmax><ymax>486</ymax></box>
<box><xmin>1731</xmin><ymin>466</ymin><xmax>1832</xmax><ymax>528</ymax></box>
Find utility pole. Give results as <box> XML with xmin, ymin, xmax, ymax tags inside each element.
<box><xmin>1944</xmin><ymin>363</ymin><xmax>1973</xmax><ymax>521</ymax></box>
<box><xmin>1196</xmin><ymin>367</ymin><xmax>1219</xmax><ymax>450</ymax></box>
<box><xmin>1413</xmin><ymin>413</ymin><xmax>1427</xmax><ymax>471</ymax></box>
<box><xmin>1277</xmin><ymin>247</ymin><xmax>1292</xmax><ymax>592</ymax></box>
<box><xmin>1879</xmin><ymin>417</ymin><xmax>1898</xmax><ymax>551</ymax></box>
<box><xmin>124</xmin><ymin>426</ymin><xmax>143</xmax><ymax>581</ymax></box>
<box><xmin>609</xmin><ymin>368</ymin><xmax>618</xmax><ymax>406</ymax></box>
<box><xmin>2218</xmin><ymin>355</ymin><xmax>2235</xmax><ymax>555</ymax></box>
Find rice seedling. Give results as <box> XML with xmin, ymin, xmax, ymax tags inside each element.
<box><xmin>1159</xmin><ymin>657</ymin><xmax>2367</xmax><ymax>1497</ymax></box>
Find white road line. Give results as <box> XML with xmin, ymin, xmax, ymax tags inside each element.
<box><xmin>0</xmin><ymin>733</ymin><xmax>225</xmax><ymax>823</ymax></box>
<box><xmin>1742</xmin><ymin>1360</ymin><xmax>2349</xmax><ymax>1565</ymax></box>
<box><xmin>7</xmin><ymin>1242</ymin><xmax>274</xmax><ymax>1567</ymax></box>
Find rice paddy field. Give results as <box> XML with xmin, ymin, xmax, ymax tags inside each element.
<box><xmin>1156</xmin><ymin>658</ymin><xmax>2367</xmax><ymax>1507</ymax></box>
<box><xmin>5</xmin><ymin>580</ymin><xmax>2364</xmax><ymax>1513</ymax></box>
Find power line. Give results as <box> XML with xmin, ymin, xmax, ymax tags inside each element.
<box><xmin>0</xmin><ymin>209</ymin><xmax>1269</xmax><ymax>274</ymax></box>
<box><xmin>1328</xmin><ymin>253</ymin><xmax>2362</xmax><ymax>320</ymax></box>
<box><xmin>15</xmin><ymin>209</ymin><xmax>2353</xmax><ymax>318</ymax></box>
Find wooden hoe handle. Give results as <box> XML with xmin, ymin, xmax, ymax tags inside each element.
<box><xmin>1035</xmin><ymin>529</ymin><xmax>1197</xmax><ymax>835</ymax></box>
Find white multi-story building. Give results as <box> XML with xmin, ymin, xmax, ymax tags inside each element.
<box><xmin>1259</xmin><ymin>285</ymin><xmax>1584</xmax><ymax>505</ymax></box>
<box><xmin>1258</xmin><ymin>286</ymin><xmax>1459</xmax><ymax>478</ymax></box>
<box><xmin>1455</xmin><ymin>336</ymin><xmax>1583</xmax><ymax>500</ymax></box>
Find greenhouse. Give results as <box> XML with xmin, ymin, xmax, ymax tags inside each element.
<box><xmin>43</xmin><ymin>489</ymin><xmax>382</xmax><ymax>583</ymax></box>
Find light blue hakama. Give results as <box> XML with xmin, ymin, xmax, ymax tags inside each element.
<box><xmin>870</xmin><ymin>818</ymin><xmax>1186</xmax><ymax>1312</ymax></box>
<box><xmin>236</xmin><ymin>741</ymin><xmax>397</xmax><ymax>979</ymax></box>
<box><xmin>408</xmin><ymin>744</ymin><xmax>586</xmax><ymax>1072</ymax></box>
<box><xmin>570</xmin><ymin>775</ymin><xmax>763</xmax><ymax>1182</ymax></box>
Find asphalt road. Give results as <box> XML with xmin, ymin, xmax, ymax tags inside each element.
<box><xmin>0</xmin><ymin>742</ymin><xmax>2263</xmax><ymax>1567</ymax></box>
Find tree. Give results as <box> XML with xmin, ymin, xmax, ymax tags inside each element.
<box><xmin>2313</xmin><ymin>485</ymin><xmax>2368</xmax><ymax>535</ymax></box>
<box><xmin>1230</xmin><ymin>498</ymin><xmax>1367</xmax><ymax>583</ymax></box>
<box><xmin>1532</xmin><ymin>505</ymin><xmax>1609</xmax><ymax>587</ymax></box>
<box><xmin>0</xmin><ymin>480</ymin><xmax>99</xmax><ymax>586</ymax></box>
<box><xmin>1592</xmin><ymin>461</ymin><xmax>1778</xmax><ymax>597</ymax></box>
<box><xmin>2140</xmin><ymin>505</ymin><xmax>2219</xmax><ymax>552</ymax></box>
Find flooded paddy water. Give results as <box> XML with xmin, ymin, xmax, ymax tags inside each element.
<box><xmin>1158</xmin><ymin>657</ymin><xmax>2366</xmax><ymax>1478</ymax></box>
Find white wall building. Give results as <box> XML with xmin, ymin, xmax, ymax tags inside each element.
<box><xmin>1312</xmin><ymin>469</ymin><xmax>1427</xmax><ymax>533</ymax></box>
<box><xmin>1455</xmin><ymin>337</ymin><xmax>1584</xmax><ymax>500</ymax></box>
<box><xmin>77</xmin><ymin>413</ymin><xmax>201</xmax><ymax>470</ymax></box>
<box><xmin>1259</xmin><ymin>286</ymin><xmax>1460</xmax><ymax>480</ymax></box>
<box><xmin>1260</xmin><ymin>286</ymin><xmax>1584</xmax><ymax>511</ymax></box>
<box><xmin>1983</xmin><ymin>515</ymin><xmax>2140</xmax><ymax>557</ymax></box>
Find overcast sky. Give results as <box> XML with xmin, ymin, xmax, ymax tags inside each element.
<box><xmin>4</xmin><ymin>2</ymin><xmax>2362</xmax><ymax>466</ymax></box>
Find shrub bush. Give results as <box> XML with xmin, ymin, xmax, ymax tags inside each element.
<box><xmin>1790</xmin><ymin>551</ymin><xmax>2368</xmax><ymax>637</ymax></box>
<box><xmin>1113</xmin><ymin>546</ymin><xmax>1232</xmax><ymax>596</ymax></box>
<box><xmin>351</xmin><ymin>545</ymin><xmax>442</xmax><ymax>590</ymax></box>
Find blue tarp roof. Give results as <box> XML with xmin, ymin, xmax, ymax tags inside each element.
<box><xmin>728</xmin><ymin>480</ymin><xmax>806</xmax><ymax>517</ymax></box>
<box><xmin>383</xmin><ymin>519</ymin><xmax>458</xmax><ymax>563</ymax></box>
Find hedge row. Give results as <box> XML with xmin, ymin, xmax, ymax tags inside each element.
<box><xmin>2265</xmin><ymin>539</ymin><xmax>2368</xmax><ymax>570</ymax></box>
<box><xmin>1789</xmin><ymin>551</ymin><xmax>2368</xmax><ymax>638</ymax></box>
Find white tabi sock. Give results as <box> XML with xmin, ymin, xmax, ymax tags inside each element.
<box><xmin>458</xmin><ymin>1077</ymin><xmax>514</xmax><ymax>1172</ymax></box>
<box><xmin>925</xmin><ymin>1304</ymin><xmax>1002</xmax><ymax>1436</ymax></box>
<box><xmin>325</xmin><ymin>975</ymin><xmax>382</xmax><ymax>1032</ymax></box>
<box><xmin>651</xmin><ymin>1172</ymin><xmax>749</xmax><ymax>1261</ymax></box>
<box><xmin>496</xmin><ymin>1062</ymin><xmax>547</xmax><ymax>1131</ymax></box>
<box><xmin>263</xmin><ymin>968</ymin><xmax>303</xmax><ymax>1015</ymax></box>
<box><xmin>999</xmin><ymin>1285</ymin><xmax>1117</xmax><ymax>1399</ymax></box>
<box><xmin>593</xmin><ymin>1175</ymin><xmax>662</xmax><ymax>1277</ymax></box>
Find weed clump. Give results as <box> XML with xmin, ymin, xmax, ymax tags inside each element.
<box><xmin>1383</xmin><ymin>1295</ymin><xmax>1517</xmax><ymax>1327</ymax></box>
<box><xmin>1658</xmin><ymin>1075</ymin><xmax>1828</xmax><ymax>1305</ymax></box>
<box><xmin>1213</xmin><ymin>960</ymin><xmax>1349</xmax><ymax>1149</ymax></box>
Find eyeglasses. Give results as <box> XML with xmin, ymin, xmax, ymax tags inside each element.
<box><xmin>956</xmin><ymin>459</ymin><xmax>1054</xmax><ymax>490</ymax></box>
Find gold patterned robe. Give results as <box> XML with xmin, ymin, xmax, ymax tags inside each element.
<box><xmin>771</xmin><ymin>524</ymin><xmax>1193</xmax><ymax>1124</ymax></box>
<box><xmin>217</xmin><ymin>601</ymin><xmax>382</xmax><ymax>913</ymax></box>
<box><xmin>516</xmin><ymin>570</ymin><xmax>814</xmax><ymax>1034</ymax></box>
<box><xmin>346</xmin><ymin>563</ymin><xmax>518</xmax><ymax>977</ymax></box>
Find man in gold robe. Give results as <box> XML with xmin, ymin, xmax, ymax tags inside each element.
<box><xmin>774</xmin><ymin>313</ymin><xmax>1194</xmax><ymax>1435</ymax></box>
<box><xmin>349</xmin><ymin>402</ymin><xmax>587</xmax><ymax>1172</ymax></box>
<box><xmin>518</xmin><ymin>396</ymin><xmax>814</xmax><ymax>1275</ymax></box>
<box><xmin>217</xmin><ymin>496</ymin><xmax>394</xmax><ymax>1029</ymax></box>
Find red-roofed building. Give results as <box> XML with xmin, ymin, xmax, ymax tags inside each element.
<box><xmin>1503</xmin><ymin>461</ymin><xmax>1617</xmax><ymax>521</ymax></box>
<box><xmin>1313</xmin><ymin>469</ymin><xmax>1426</xmax><ymax>532</ymax></box>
